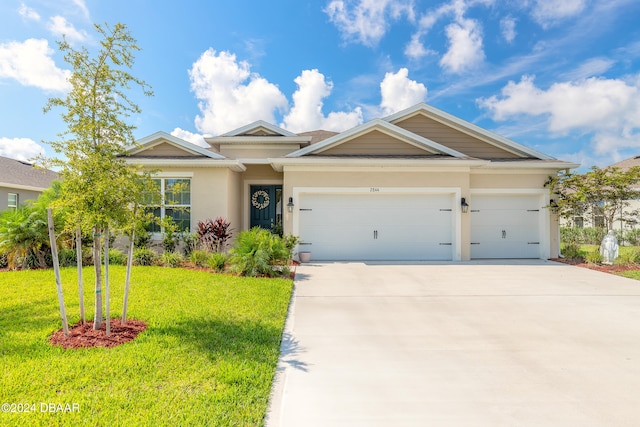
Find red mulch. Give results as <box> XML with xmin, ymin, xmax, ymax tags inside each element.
<box><xmin>50</xmin><ymin>318</ymin><xmax>147</xmax><ymax>349</ymax></box>
<box><xmin>550</xmin><ymin>258</ymin><xmax>640</xmax><ymax>274</ymax></box>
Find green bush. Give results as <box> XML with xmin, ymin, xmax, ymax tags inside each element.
<box><xmin>58</xmin><ymin>248</ymin><xmax>77</xmax><ymax>267</ymax></box>
<box><xmin>133</xmin><ymin>247</ymin><xmax>157</xmax><ymax>266</ymax></box>
<box><xmin>207</xmin><ymin>252</ymin><xmax>228</xmax><ymax>272</ymax></box>
<box><xmin>190</xmin><ymin>249</ymin><xmax>210</xmax><ymax>268</ymax></box>
<box><xmin>585</xmin><ymin>250</ymin><xmax>603</xmax><ymax>264</ymax></box>
<box><xmin>160</xmin><ymin>251</ymin><xmax>184</xmax><ymax>268</ymax></box>
<box><xmin>561</xmin><ymin>244</ymin><xmax>585</xmax><ymax>261</ymax></box>
<box><xmin>107</xmin><ymin>248</ymin><xmax>127</xmax><ymax>265</ymax></box>
<box><xmin>616</xmin><ymin>248</ymin><xmax>640</xmax><ymax>265</ymax></box>
<box><xmin>0</xmin><ymin>251</ymin><xmax>7</xmax><ymax>269</ymax></box>
<box><xmin>624</xmin><ymin>229</ymin><xmax>640</xmax><ymax>246</ymax></box>
<box><xmin>228</xmin><ymin>227</ymin><xmax>296</xmax><ymax>277</ymax></box>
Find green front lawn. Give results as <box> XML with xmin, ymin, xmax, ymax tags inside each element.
<box><xmin>0</xmin><ymin>266</ymin><xmax>293</xmax><ymax>426</ymax></box>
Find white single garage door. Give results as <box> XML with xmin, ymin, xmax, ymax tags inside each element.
<box><xmin>470</xmin><ymin>194</ymin><xmax>542</xmax><ymax>259</ymax></box>
<box><xmin>298</xmin><ymin>192</ymin><xmax>454</xmax><ymax>261</ymax></box>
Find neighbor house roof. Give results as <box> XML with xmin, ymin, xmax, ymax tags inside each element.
<box><xmin>610</xmin><ymin>155</ymin><xmax>640</xmax><ymax>170</ymax></box>
<box><xmin>0</xmin><ymin>156</ymin><xmax>58</xmax><ymax>191</ymax></box>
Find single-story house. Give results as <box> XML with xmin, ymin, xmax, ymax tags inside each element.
<box><xmin>125</xmin><ymin>103</ymin><xmax>578</xmax><ymax>261</ymax></box>
<box><xmin>0</xmin><ymin>156</ymin><xmax>58</xmax><ymax>211</ymax></box>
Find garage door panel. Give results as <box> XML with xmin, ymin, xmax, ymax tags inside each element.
<box><xmin>471</xmin><ymin>195</ymin><xmax>542</xmax><ymax>259</ymax></box>
<box><xmin>298</xmin><ymin>193</ymin><xmax>454</xmax><ymax>261</ymax></box>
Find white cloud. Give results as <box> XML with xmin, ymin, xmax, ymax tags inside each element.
<box><xmin>440</xmin><ymin>17</ymin><xmax>485</xmax><ymax>73</ymax></box>
<box><xmin>500</xmin><ymin>16</ymin><xmax>516</xmax><ymax>43</ymax></box>
<box><xmin>325</xmin><ymin>0</ymin><xmax>414</xmax><ymax>47</ymax></box>
<box><xmin>379</xmin><ymin>68</ymin><xmax>427</xmax><ymax>115</ymax></box>
<box><xmin>170</xmin><ymin>128</ymin><xmax>209</xmax><ymax>148</ymax></box>
<box><xmin>189</xmin><ymin>49</ymin><xmax>288</xmax><ymax>135</ymax></box>
<box><xmin>562</xmin><ymin>57</ymin><xmax>615</xmax><ymax>80</ymax></box>
<box><xmin>18</xmin><ymin>3</ymin><xmax>40</xmax><ymax>21</ymax></box>
<box><xmin>0</xmin><ymin>39</ymin><xmax>70</xmax><ymax>91</ymax></box>
<box><xmin>479</xmin><ymin>74</ymin><xmax>640</xmax><ymax>157</ymax></box>
<box><xmin>404</xmin><ymin>33</ymin><xmax>436</xmax><ymax>60</ymax></box>
<box><xmin>70</xmin><ymin>0</ymin><xmax>90</xmax><ymax>20</ymax></box>
<box><xmin>47</xmin><ymin>16</ymin><xmax>88</xmax><ymax>43</ymax></box>
<box><xmin>531</xmin><ymin>0</ymin><xmax>586</xmax><ymax>27</ymax></box>
<box><xmin>281</xmin><ymin>69</ymin><xmax>363</xmax><ymax>132</ymax></box>
<box><xmin>0</xmin><ymin>137</ymin><xmax>45</xmax><ymax>162</ymax></box>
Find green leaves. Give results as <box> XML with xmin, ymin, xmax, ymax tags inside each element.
<box><xmin>547</xmin><ymin>166</ymin><xmax>640</xmax><ymax>229</ymax></box>
<box><xmin>43</xmin><ymin>22</ymin><xmax>155</xmax><ymax>236</ymax></box>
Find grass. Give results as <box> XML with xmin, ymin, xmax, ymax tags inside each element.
<box><xmin>0</xmin><ymin>266</ymin><xmax>293</xmax><ymax>426</ymax></box>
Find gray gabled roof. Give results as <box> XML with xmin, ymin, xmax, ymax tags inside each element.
<box><xmin>0</xmin><ymin>156</ymin><xmax>58</xmax><ymax>191</ymax></box>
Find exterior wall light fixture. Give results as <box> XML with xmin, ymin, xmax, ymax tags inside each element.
<box><xmin>287</xmin><ymin>197</ymin><xmax>294</xmax><ymax>213</ymax></box>
<box><xmin>461</xmin><ymin>197</ymin><xmax>469</xmax><ymax>213</ymax></box>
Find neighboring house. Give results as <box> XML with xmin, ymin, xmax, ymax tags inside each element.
<box><xmin>567</xmin><ymin>155</ymin><xmax>640</xmax><ymax>231</ymax></box>
<box><xmin>0</xmin><ymin>156</ymin><xmax>58</xmax><ymax>211</ymax></box>
<box><xmin>125</xmin><ymin>103</ymin><xmax>578</xmax><ymax>261</ymax></box>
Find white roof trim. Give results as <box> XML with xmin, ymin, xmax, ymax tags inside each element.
<box><xmin>124</xmin><ymin>157</ymin><xmax>246</xmax><ymax>172</ymax></box>
<box><xmin>287</xmin><ymin>119</ymin><xmax>467</xmax><ymax>158</ymax></box>
<box><xmin>221</xmin><ymin>120</ymin><xmax>298</xmax><ymax>137</ymax></box>
<box><xmin>127</xmin><ymin>131</ymin><xmax>225</xmax><ymax>159</ymax></box>
<box><xmin>384</xmin><ymin>103</ymin><xmax>555</xmax><ymax>161</ymax></box>
<box><xmin>205</xmin><ymin>136</ymin><xmax>311</xmax><ymax>145</ymax></box>
<box><xmin>0</xmin><ymin>182</ymin><xmax>49</xmax><ymax>192</ymax></box>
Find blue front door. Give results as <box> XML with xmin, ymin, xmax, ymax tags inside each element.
<box><xmin>250</xmin><ymin>185</ymin><xmax>282</xmax><ymax>230</ymax></box>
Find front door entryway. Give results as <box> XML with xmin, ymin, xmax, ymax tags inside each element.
<box><xmin>250</xmin><ymin>185</ymin><xmax>282</xmax><ymax>231</ymax></box>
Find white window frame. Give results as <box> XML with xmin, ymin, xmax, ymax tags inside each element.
<box><xmin>8</xmin><ymin>193</ymin><xmax>18</xmax><ymax>210</ymax></box>
<box><xmin>147</xmin><ymin>177</ymin><xmax>191</xmax><ymax>235</ymax></box>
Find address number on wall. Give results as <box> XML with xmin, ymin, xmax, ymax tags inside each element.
<box><xmin>370</xmin><ymin>187</ymin><xmax>380</xmax><ymax>192</ymax></box>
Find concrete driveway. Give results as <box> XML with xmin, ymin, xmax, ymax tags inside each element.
<box><xmin>266</xmin><ymin>260</ymin><xmax>640</xmax><ymax>427</ymax></box>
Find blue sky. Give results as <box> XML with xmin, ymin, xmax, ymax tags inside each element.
<box><xmin>1</xmin><ymin>0</ymin><xmax>639</xmax><ymax>170</ymax></box>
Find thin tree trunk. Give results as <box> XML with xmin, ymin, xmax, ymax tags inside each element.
<box><xmin>76</xmin><ymin>228</ymin><xmax>85</xmax><ymax>324</ymax></box>
<box><xmin>104</xmin><ymin>226</ymin><xmax>110</xmax><ymax>336</ymax></box>
<box><xmin>93</xmin><ymin>226</ymin><xmax>103</xmax><ymax>330</ymax></box>
<box><xmin>47</xmin><ymin>209</ymin><xmax>69</xmax><ymax>337</ymax></box>
<box><xmin>122</xmin><ymin>230</ymin><xmax>135</xmax><ymax>323</ymax></box>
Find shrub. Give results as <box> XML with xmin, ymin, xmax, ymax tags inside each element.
<box><xmin>207</xmin><ymin>252</ymin><xmax>228</xmax><ymax>272</ymax></box>
<box><xmin>160</xmin><ymin>251</ymin><xmax>184</xmax><ymax>268</ymax></box>
<box><xmin>190</xmin><ymin>249</ymin><xmax>210</xmax><ymax>268</ymax></box>
<box><xmin>228</xmin><ymin>227</ymin><xmax>296</xmax><ymax>277</ymax></box>
<box><xmin>616</xmin><ymin>248</ymin><xmax>640</xmax><ymax>266</ymax></box>
<box><xmin>585</xmin><ymin>250</ymin><xmax>603</xmax><ymax>264</ymax></box>
<box><xmin>181</xmin><ymin>232</ymin><xmax>198</xmax><ymax>256</ymax></box>
<box><xmin>133</xmin><ymin>247</ymin><xmax>157</xmax><ymax>266</ymax></box>
<box><xmin>624</xmin><ymin>229</ymin><xmax>640</xmax><ymax>246</ymax></box>
<box><xmin>107</xmin><ymin>248</ymin><xmax>127</xmax><ymax>266</ymax></box>
<box><xmin>197</xmin><ymin>217</ymin><xmax>233</xmax><ymax>252</ymax></box>
<box><xmin>0</xmin><ymin>251</ymin><xmax>7</xmax><ymax>269</ymax></box>
<box><xmin>58</xmin><ymin>248</ymin><xmax>77</xmax><ymax>267</ymax></box>
<box><xmin>562</xmin><ymin>244</ymin><xmax>584</xmax><ymax>261</ymax></box>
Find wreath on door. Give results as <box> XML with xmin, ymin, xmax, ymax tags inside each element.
<box><xmin>251</xmin><ymin>190</ymin><xmax>270</xmax><ymax>210</ymax></box>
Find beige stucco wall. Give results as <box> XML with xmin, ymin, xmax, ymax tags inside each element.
<box><xmin>220</xmin><ymin>145</ymin><xmax>300</xmax><ymax>159</ymax></box>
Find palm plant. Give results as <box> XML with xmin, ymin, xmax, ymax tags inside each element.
<box><xmin>0</xmin><ymin>205</ymin><xmax>50</xmax><ymax>269</ymax></box>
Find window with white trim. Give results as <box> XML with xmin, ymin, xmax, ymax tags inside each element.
<box><xmin>144</xmin><ymin>178</ymin><xmax>191</xmax><ymax>233</ymax></box>
<box><xmin>8</xmin><ymin>193</ymin><xmax>18</xmax><ymax>210</ymax></box>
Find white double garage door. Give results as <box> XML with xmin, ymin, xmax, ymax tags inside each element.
<box><xmin>296</xmin><ymin>189</ymin><xmax>547</xmax><ymax>261</ymax></box>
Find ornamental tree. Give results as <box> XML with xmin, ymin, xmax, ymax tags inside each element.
<box><xmin>546</xmin><ymin>166</ymin><xmax>640</xmax><ymax>230</ymax></box>
<box><xmin>44</xmin><ymin>23</ymin><xmax>154</xmax><ymax>332</ymax></box>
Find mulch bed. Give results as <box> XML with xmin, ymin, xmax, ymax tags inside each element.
<box><xmin>50</xmin><ymin>318</ymin><xmax>147</xmax><ymax>349</ymax></box>
<box><xmin>550</xmin><ymin>258</ymin><xmax>640</xmax><ymax>274</ymax></box>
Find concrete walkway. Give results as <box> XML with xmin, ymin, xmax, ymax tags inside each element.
<box><xmin>266</xmin><ymin>261</ymin><xmax>640</xmax><ymax>427</ymax></box>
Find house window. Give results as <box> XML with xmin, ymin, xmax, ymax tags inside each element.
<box><xmin>8</xmin><ymin>193</ymin><xmax>18</xmax><ymax>210</ymax></box>
<box><xmin>573</xmin><ymin>217</ymin><xmax>584</xmax><ymax>228</ymax></box>
<box><xmin>145</xmin><ymin>178</ymin><xmax>191</xmax><ymax>233</ymax></box>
